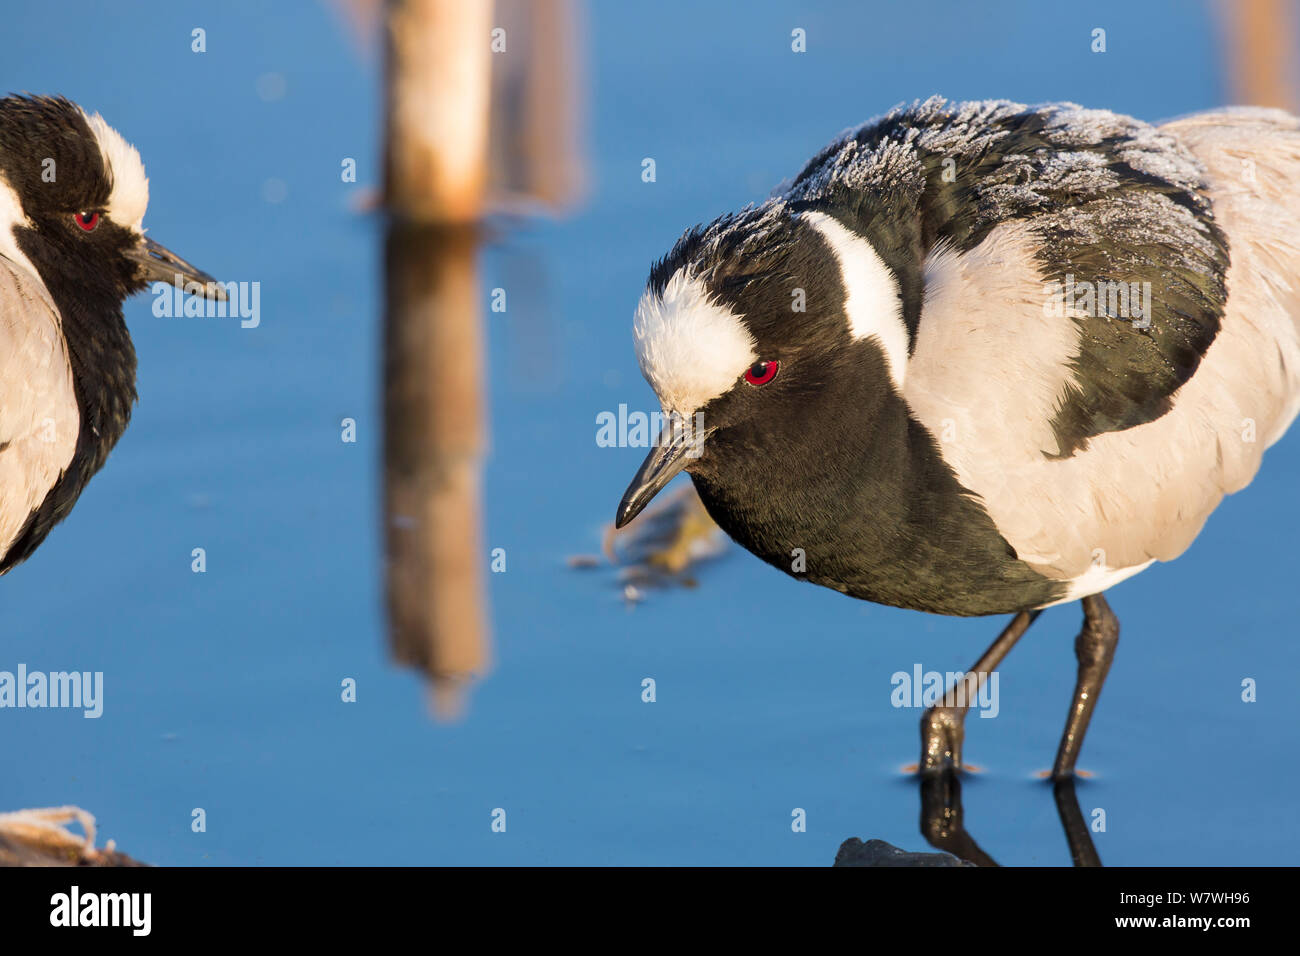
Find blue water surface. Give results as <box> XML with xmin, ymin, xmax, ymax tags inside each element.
<box><xmin>2</xmin><ymin>0</ymin><xmax>1297</xmax><ymax>865</ymax></box>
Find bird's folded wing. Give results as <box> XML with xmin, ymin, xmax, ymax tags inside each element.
<box><xmin>0</xmin><ymin>255</ymin><xmax>78</xmax><ymax>560</ymax></box>
<box><xmin>787</xmin><ymin>98</ymin><xmax>1232</xmax><ymax>459</ymax></box>
<box><xmin>903</xmin><ymin>108</ymin><xmax>1300</xmax><ymax>585</ymax></box>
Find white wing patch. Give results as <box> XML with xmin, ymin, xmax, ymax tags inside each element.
<box><xmin>633</xmin><ymin>268</ymin><xmax>756</xmax><ymax>414</ymax></box>
<box><xmin>81</xmin><ymin>109</ymin><xmax>149</xmax><ymax>232</ymax></box>
<box><xmin>801</xmin><ymin>210</ymin><xmax>907</xmax><ymax>391</ymax></box>
<box><xmin>0</xmin><ymin>175</ymin><xmax>38</xmax><ymax>280</ymax></box>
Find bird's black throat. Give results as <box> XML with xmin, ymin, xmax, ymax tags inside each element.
<box><xmin>686</xmin><ymin>339</ymin><xmax>1065</xmax><ymax>616</ymax></box>
<box><xmin>0</xmin><ymin>228</ymin><xmax>137</xmax><ymax>573</ymax></box>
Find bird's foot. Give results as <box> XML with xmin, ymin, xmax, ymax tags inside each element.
<box><xmin>919</xmin><ymin>704</ymin><xmax>966</xmax><ymax>775</ymax></box>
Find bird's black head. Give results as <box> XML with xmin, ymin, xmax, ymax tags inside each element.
<box><xmin>616</xmin><ymin>200</ymin><xmax>902</xmax><ymax>533</ymax></box>
<box><xmin>0</xmin><ymin>94</ymin><xmax>222</xmax><ymax>314</ymax></box>
<box><xmin>0</xmin><ymin>95</ymin><xmax>141</xmax><ymax>303</ymax></box>
<box><xmin>0</xmin><ymin>95</ymin><xmax>226</xmax><ymax>575</ymax></box>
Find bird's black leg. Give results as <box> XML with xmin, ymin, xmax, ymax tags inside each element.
<box><xmin>920</xmin><ymin>609</ymin><xmax>1041</xmax><ymax>774</ymax></box>
<box><xmin>1052</xmin><ymin>778</ymin><xmax>1102</xmax><ymax>866</ymax></box>
<box><xmin>1051</xmin><ymin>593</ymin><xmax>1120</xmax><ymax>781</ymax></box>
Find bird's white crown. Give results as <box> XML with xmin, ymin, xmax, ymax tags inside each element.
<box><xmin>633</xmin><ymin>268</ymin><xmax>757</xmax><ymax>415</ymax></box>
<box><xmin>81</xmin><ymin>109</ymin><xmax>149</xmax><ymax>232</ymax></box>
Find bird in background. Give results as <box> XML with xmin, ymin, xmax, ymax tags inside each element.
<box><xmin>0</xmin><ymin>94</ymin><xmax>221</xmax><ymax>573</ymax></box>
<box><xmin>617</xmin><ymin>96</ymin><xmax>1300</xmax><ymax>779</ymax></box>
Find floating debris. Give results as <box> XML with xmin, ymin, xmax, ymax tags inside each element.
<box><xmin>0</xmin><ymin>806</ymin><xmax>142</xmax><ymax>866</ymax></box>
<box><xmin>589</xmin><ymin>483</ymin><xmax>727</xmax><ymax>600</ymax></box>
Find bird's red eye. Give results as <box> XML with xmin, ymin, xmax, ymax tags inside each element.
<box><xmin>74</xmin><ymin>211</ymin><xmax>100</xmax><ymax>232</ymax></box>
<box><xmin>743</xmin><ymin>360</ymin><xmax>779</xmax><ymax>386</ymax></box>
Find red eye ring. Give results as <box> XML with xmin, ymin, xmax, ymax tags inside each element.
<box><xmin>743</xmin><ymin>360</ymin><xmax>779</xmax><ymax>386</ymax></box>
<box><xmin>74</xmin><ymin>211</ymin><xmax>100</xmax><ymax>232</ymax></box>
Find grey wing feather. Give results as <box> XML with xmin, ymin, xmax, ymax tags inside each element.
<box><xmin>0</xmin><ymin>256</ymin><xmax>78</xmax><ymax>560</ymax></box>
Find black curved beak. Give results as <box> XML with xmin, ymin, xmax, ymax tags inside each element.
<box><xmin>614</xmin><ymin>415</ymin><xmax>711</xmax><ymax>528</ymax></box>
<box><xmin>127</xmin><ymin>236</ymin><xmax>226</xmax><ymax>301</ymax></box>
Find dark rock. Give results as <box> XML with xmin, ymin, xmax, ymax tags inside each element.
<box><xmin>834</xmin><ymin>838</ymin><xmax>975</xmax><ymax>867</ymax></box>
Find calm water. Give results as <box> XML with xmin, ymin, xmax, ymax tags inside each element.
<box><xmin>3</xmin><ymin>0</ymin><xmax>1297</xmax><ymax>865</ymax></box>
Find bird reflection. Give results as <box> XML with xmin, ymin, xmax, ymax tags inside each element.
<box><xmin>835</xmin><ymin>770</ymin><xmax>1102</xmax><ymax>867</ymax></box>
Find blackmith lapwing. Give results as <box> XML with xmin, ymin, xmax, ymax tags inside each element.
<box><xmin>0</xmin><ymin>95</ymin><xmax>222</xmax><ymax>573</ymax></box>
<box><xmin>616</xmin><ymin>97</ymin><xmax>1300</xmax><ymax>779</ymax></box>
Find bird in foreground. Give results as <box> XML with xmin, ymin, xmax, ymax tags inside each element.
<box><xmin>616</xmin><ymin>97</ymin><xmax>1300</xmax><ymax>779</ymax></box>
<box><xmin>0</xmin><ymin>94</ymin><xmax>221</xmax><ymax>573</ymax></box>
